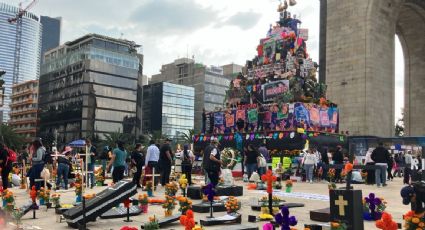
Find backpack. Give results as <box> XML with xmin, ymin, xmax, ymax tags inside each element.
<box><xmin>258</xmin><ymin>155</ymin><xmax>267</xmax><ymax>168</ymax></box>
<box><xmin>5</xmin><ymin>147</ymin><xmax>17</xmax><ymax>163</ymax></box>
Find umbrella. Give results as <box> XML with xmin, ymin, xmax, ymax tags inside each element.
<box><xmin>68</xmin><ymin>139</ymin><xmax>86</xmax><ymax>147</ymax></box>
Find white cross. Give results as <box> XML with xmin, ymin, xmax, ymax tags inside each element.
<box><xmin>334</xmin><ymin>195</ymin><xmax>348</xmax><ymax>216</ymax></box>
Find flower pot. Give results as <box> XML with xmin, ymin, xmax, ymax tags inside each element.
<box><xmin>140</xmin><ymin>204</ymin><xmax>148</xmax><ymax>213</ymax></box>
<box><xmin>285</xmin><ymin>187</ymin><xmax>292</xmax><ymax>193</ymax></box>
<box><xmin>147</xmin><ymin>190</ymin><xmax>153</xmax><ymax>197</ymax></box>
<box><xmin>39</xmin><ymin>198</ymin><xmax>45</xmax><ymax>205</ymax></box>
<box><xmin>164</xmin><ymin>210</ymin><xmax>173</xmax><ymax>217</ymax></box>
<box><xmin>76</xmin><ymin>195</ymin><xmax>82</xmax><ymax>203</ymax></box>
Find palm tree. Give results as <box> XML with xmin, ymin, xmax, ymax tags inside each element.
<box><xmin>0</xmin><ymin>124</ymin><xmax>25</xmax><ymax>150</ymax></box>
<box><xmin>180</xmin><ymin>129</ymin><xmax>195</xmax><ymax>144</ymax></box>
<box><xmin>101</xmin><ymin>130</ymin><xmax>134</xmax><ymax>150</ymax></box>
<box><xmin>150</xmin><ymin>130</ymin><xmax>169</xmax><ymax>143</ymax></box>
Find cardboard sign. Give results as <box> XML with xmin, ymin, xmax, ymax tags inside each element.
<box><xmin>262</xmin><ymin>80</ymin><xmax>290</xmax><ymax>102</ymax></box>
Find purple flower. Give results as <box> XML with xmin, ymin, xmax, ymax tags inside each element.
<box><xmin>203</xmin><ymin>183</ymin><xmax>216</xmax><ymax>202</ymax></box>
<box><xmin>274</xmin><ymin>206</ymin><xmax>297</xmax><ymax>230</ymax></box>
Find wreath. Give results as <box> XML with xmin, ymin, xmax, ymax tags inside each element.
<box><xmin>221</xmin><ymin>148</ymin><xmax>239</xmax><ymax>170</ymax></box>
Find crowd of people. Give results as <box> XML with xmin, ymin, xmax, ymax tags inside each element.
<box><xmin>0</xmin><ymin>137</ymin><xmax>422</xmax><ymax>192</ymax></box>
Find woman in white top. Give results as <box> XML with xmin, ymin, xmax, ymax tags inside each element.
<box><xmin>303</xmin><ymin>149</ymin><xmax>318</xmax><ymax>183</ymax></box>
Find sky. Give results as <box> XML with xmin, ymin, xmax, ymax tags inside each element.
<box><xmin>3</xmin><ymin>0</ymin><xmax>403</xmax><ymax>122</ymax></box>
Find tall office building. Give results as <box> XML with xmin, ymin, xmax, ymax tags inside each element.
<box><xmin>39</xmin><ymin>34</ymin><xmax>143</xmax><ymax>144</ymax></box>
<box><xmin>40</xmin><ymin>16</ymin><xmax>61</xmax><ymax>66</ymax></box>
<box><xmin>142</xmin><ymin>82</ymin><xmax>194</xmax><ymax>139</ymax></box>
<box><xmin>9</xmin><ymin>80</ymin><xmax>39</xmax><ymax>142</ymax></box>
<box><xmin>0</xmin><ymin>3</ymin><xmax>42</xmax><ymax>122</ymax></box>
<box><xmin>151</xmin><ymin>58</ymin><xmax>240</xmax><ymax>132</ymax></box>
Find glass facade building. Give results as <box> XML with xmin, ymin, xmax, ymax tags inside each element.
<box><xmin>38</xmin><ymin>34</ymin><xmax>142</xmax><ymax>144</ymax></box>
<box><xmin>142</xmin><ymin>82</ymin><xmax>194</xmax><ymax>139</ymax></box>
<box><xmin>151</xmin><ymin>59</ymin><xmax>234</xmax><ymax>132</ymax></box>
<box><xmin>0</xmin><ymin>3</ymin><xmax>42</xmax><ymax>122</ymax></box>
<box><xmin>40</xmin><ymin>16</ymin><xmax>61</xmax><ymax>67</ymax></box>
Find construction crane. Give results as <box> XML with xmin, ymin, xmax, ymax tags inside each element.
<box><xmin>7</xmin><ymin>0</ymin><xmax>38</xmax><ymax>84</ymax></box>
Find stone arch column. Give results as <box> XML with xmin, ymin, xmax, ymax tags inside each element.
<box><xmin>396</xmin><ymin>0</ymin><xmax>425</xmax><ymax>136</ymax></box>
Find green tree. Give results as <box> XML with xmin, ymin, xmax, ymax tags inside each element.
<box><xmin>179</xmin><ymin>129</ymin><xmax>195</xmax><ymax>144</ymax></box>
<box><xmin>149</xmin><ymin>130</ymin><xmax>169</xmax><ymax>144</ymax></box>
<box><xmin>100</xmin><ymin>130</ymin><xmax>134</xmax><ymax>151</ymax></box>
<box><xmin>0</xmin><ymin>124</ymin><xmax>25</xmax><ymax>150</ymax></box>
<box><xmin>395</xmin><ymin>109</ymin><xmax>404</xmax><ymax>137</ymax></box>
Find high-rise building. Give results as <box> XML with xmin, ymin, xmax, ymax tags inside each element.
<box><xmin>0</xmin><ymin>3</ymin><xmax>42</xmax><ymax>122</ymax></box>
<box><xmin>222</xmin><ymin>63</ymin><xmax>243</xmax><ymax>78</ymax></box>
<box><xmin>9</xmin><ymin>80</ymin><xmax>39</xmax><ymax>141</ymax></box>
<box><xmin>151</xmin><ymin>58</ymin><xmax>240</xmax><ymax>132</ymax></box>
<box><xmin>38</xmin><ymin>34</ymin><xmax>143</xmax><ymax>144</ymax></box>
<box><xmin>142</xmin><ymin>82</ymin><xmax>194</xmax><ymax>139</ymax></box>
<box><xmin>40</xmin><ymin>16</ymin><xmax>61</xmax><ymax>66</ymax></box>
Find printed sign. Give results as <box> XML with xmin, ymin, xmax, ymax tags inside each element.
<box><xmin>236</xmin><ymin>110</ymin><xmax>246</xmax><ymax>121</ymax></box>
<box><xmin>214</xmin><ymin>112</ymin><xmax>224</xmax><ymax>125</ymax></box>
<box><xmin>248</xmin><ymin>109</ymin><xmax>258</xmax><ymax>123</ymax></box>
<box><xmin>309</xmin><ymin>107</ymin><xmax>320</xmax><ymax>125</ymax></box>
<box><xmin>320</xmin><ymin>109</ymin><xmax>330</xmax><ymax>127</ymax></box>
<box><xmin>294</xmin><ymin>103</ymin><xmax>310</xmax><ymax>124</ymax></box>
<box><xmin>262</xmin><ymin>80</ymin><xmax>290</xmax><ymax>102</ymax></box>
<box><xmin>225</xmin><ymin>113</ymin><xmax>235</xmax><ymax>127</ymax></box>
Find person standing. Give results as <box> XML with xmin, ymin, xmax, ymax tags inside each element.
<box><xmin>181</xmin><ymin>144</ymin><xmax>195</xmax><ymax>185</ymax></box>
<box><xmin>56</xmin><ymin>147</ymin><xmax>72</xmax><ymax>190</ymax></box>
<box><xmin>394</xmin><ymin>152</ymin><xmax>405</xmax><ymax>177</ymax></box>
<box><xmin>364</xmin><ymin>148</ymin><xmax>375</xmax><ymax>185</ymax></box>
<box><xmin>144</xmin><ymin>140</ymin><xmax>160</xmax><ymax>187</ymax></box>
<box><xmin>86</xmin><ymin>139</ymin><xmax>97</xmax><ymax>188</ymax></box>
<box><xmin>313</xmin><ymin>147</ymin><xmax>322</xmax><ymax>181</ymax></box>
<box><xmin>100</xmin><ymin>146</ymin><xmax>111</xmax><ymax>179</ymax></box>
<box><xmin>131</xmin><ymin>143</ymin><xmax>144</xmax><ymax>188</ymax></box>
<box><xmin>319</xmin><ymin>146</ymin><xmax>329</xmax><ymax>181</ymax></box>
<box><xmin>29</xmin><ymin>139</ymin><xmax>46</xmax><ymax>190</ymax></box>
<box><xmin>159</xmin><ymin>138</ymin><xmax>173</xmax><ymax>186</ymax></box>
<box><xmin>404</xmin><ymin>150</ymin><xmax>413</xmax><ymax>184</ymax></box>
<box><xmin>258</xmin><ymin>143</ymin><xmax>270</xmax><ymax>163</ymax></box>
<box><xmin>387</xmin><ymin>154</ymin><xmax>394</xmax><ymax>181</ymax></box>
<box><xmin>333</xmin><ymin>146</ymin><xmax>344</xmax><ymax>183</ymax></box>
<box><xmin>303</xmin><ymin>149</ymin><xmax>317</xmax><ymax>183</ymax></box>
<box><xmin>244</xmin><ymin>144</ymin><xmax>259</xmax><ymax>179</ymax></box>
<box><xmin>0</xmin><ymin>143</ymin><xmax>12</xmax><ymax>188</ymax></box>
<box><xmin>202</xmin><ymin>139</ymin><xmax>222</xmax><ymax>187</ymax></box>
<box><xmin>107</xmin><ymin>141</ymin><xmax>127</xmax><ymax>183</ymax></box>
<box><xmin>371</xmin><ymin>142</ymin><xmax>390</xmax><ymax>187</ymax></box>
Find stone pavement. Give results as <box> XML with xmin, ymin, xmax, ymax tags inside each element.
<box><xmin>6</xmin><ymin>177</ymin><xmax>408</xmax><ymax>230</ymax></box>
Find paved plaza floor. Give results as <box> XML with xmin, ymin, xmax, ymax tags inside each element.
<box><xmin>6</xmin><ymin>176</ymin><xmax>409</xmax><ymax>230</ymax></box>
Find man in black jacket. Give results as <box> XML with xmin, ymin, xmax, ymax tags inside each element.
<box><xmin>202</xmin><ymin>139</ymin><xmax>222</xmax><ymax>187</ymax></box>
<box><xmin>333</xmin><ymin>146</ymin><xmax>344</xmax><ymax>183</ymax></box>
<box><xmin>371</xmin><ymin>142</ymin><xmax>391</xmax><ymax>187</ymax></box>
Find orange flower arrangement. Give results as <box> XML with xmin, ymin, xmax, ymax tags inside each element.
<box><xmin>375</xmin><ymin>212</ymin><xmax>397</xmax><ymax>230</ymax></box>
<box><xmin>177</xmin><ymin>196</ymin><xmax>192</xmax><ymax>214</ymax></box>
<box><xmin>2</xmin><ymin>189</ymin><xmax>14</xmax><ymax>210</ymax></box>
<box><xmin>225</xmin><ymin>196</ymin><xmax>239</xmax><ymax>214</ymax></box>
<box><xmin>75</xmin><ymin>183</ymin><xmax>82</xmax><ymax>196</ymax></box>
<box><xmin>148</xmin><ymin>198</ymin><xmax>165</xmax><ymax>204</ymax></box>
<box><xmin>403</xmin><ymin>210</ymin><xmax>425</xmax><ymax>230</ymax></box>
<box><xmin>180</xmin><ymin>209</ymin><xmax>195</xmax><ymax>230</ymax></box>
<box><xmin>165</xmin><ymin>182</ymin><xmax>178</xmax><ymax>196</ymax></box>
<box><xmin>83</xmin><ymin>193</ymin><xmax>95</xmax><ymax>200</ymax></box>
<box><xmin>139</xmin><ymin>194</ymin><xmax>149</xmax><ymax>205</ymax></box>
<box><xmin>162</xmin><ymin>195</ymin><xmax>176</xmax><ymax>211</ymax></box>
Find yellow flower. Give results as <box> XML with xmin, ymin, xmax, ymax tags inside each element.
<box><xmin>412</xmin><ymin>217</ymin><xmax>420</xmax><ymax>224</ymax></box>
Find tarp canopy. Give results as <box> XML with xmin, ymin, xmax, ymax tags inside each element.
<box><xmin>68</xmin><ymin>139</ymin><xmax>86</xmax><ymax>148</ymax></box>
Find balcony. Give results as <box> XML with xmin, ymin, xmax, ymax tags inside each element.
<box><xmin>9</xmin><ymin>108</ymin><xmax>38</xmax><ymax>116</ymax></box>
<box><xmin>14</xmin><ymin>128</ymin><xmax>37</xmax><ymax>134</ymax></box>
<box><xmin>10</xmin><ymin>88</ymin><xmax>36</xmax><ymax>99</ymax></box>
<box><xmin>9</xmin><ymin>98</ymin><xmax>34</xmax><ymax>107</ymax></box>
<box><xmin>9</xmin><ymin>119</ymin><xmax>37</xmax><ymax>126</ymax></box>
